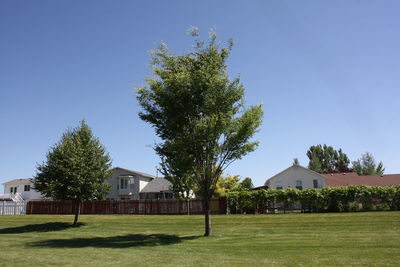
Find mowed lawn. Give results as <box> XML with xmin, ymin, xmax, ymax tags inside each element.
<box><xmin>0</xmin><ymin>212</ymin><xmax>399</xmax><ymax>266</ymax></box>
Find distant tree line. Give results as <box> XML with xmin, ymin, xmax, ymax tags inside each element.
<box><xmin>305</xmin><ymin>144</ymin><xmax>385</xmax><ymax>175</ymax></box>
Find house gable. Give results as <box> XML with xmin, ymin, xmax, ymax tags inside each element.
<box><xmin>105</xmin><ymin>167</ymin><xmax>155</xmax><ymax>200</ymax></box>
<box><xmin>265</xmin><ymin>165</ymin><xmax>325</xmax><ymax>190</ymax></box>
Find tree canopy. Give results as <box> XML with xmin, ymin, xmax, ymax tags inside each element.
<box><xmin>34</xmin><ymin>120</ymin><xmax>112</xmax><ymax>225</ymax></box>
<box><xmin>307</xmin><ymin>144</ymin><xmax>351</xmax><ymax>173</ymax></box>
<box><xmin>213</xmin><ymin>175</ymin><xmax>253</xmax><ymax>197</ymax></box>
<box><xmin>137</xmin><ymin>29</ymin><xmax>263</xmax><ymax>236</ymax></box>
<box><xmin>240</xmin><ymin>177</ymin><xmax>254</xmax><ymax>190</ymax></box>
<box><xmin>352</xmin><ymin>152</ymin><xmax>385</xmax><ymax>175</ymax></box>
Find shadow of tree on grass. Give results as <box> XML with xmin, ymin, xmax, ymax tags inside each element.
<box><xmin>0</xmin><ymin>222</ymin><xmax>84</xmax><ymax>234</ymax></box>
<box><xmin>29</xmin><ymin>234</ymin><xmax>200</xmax><ymax>248</ymax></box>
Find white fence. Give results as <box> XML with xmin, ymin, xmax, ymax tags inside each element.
<box><xmin>0</xmin><ymin>201</ymin><xmax>27</xmax><ymax>215</ymax></box>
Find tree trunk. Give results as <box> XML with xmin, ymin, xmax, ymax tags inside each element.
<box><xmin>204</xmin><ymin>197</ymin><xmax>211</xmax><ymax>236</ymax></box>
<box><xmin>73</xmin><ymin>201</ymin><xmax>81</xmax><ymax>226</ymax></box>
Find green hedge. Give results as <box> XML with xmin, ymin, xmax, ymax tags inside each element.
<box><xmin>227</xmin><ymin>185</ymin><xmax>400</xmax><ymax>214</ymax></box>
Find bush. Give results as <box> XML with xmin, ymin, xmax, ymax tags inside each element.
<box><xmin>227</xmin><ymin>185</ymin><xmax>400</xmax><ymax>214</ymax></box>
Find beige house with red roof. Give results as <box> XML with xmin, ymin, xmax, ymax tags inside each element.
<box><xmin>265</xmin><ymin>165</ymin><xmax>325</xmax><ymax>190</ymax></box>
<box><xmin>265</xmin><ymin>165</ymin><xmax>400</xmax><ymax>190</ymax></box>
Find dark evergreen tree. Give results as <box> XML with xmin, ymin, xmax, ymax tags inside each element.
<box><xmin>307</xmin><ymin>144</ymin><xmax>351</xmax><ymax>173</ymax></box>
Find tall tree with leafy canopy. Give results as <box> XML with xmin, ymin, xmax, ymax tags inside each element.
<box><xmin>352</xmin><ymin>152</ymin><xmax>385</xmax><ymax>175</ymax></box>
<box><xmin>34</xmin><ymin>121</ymin><xmax>112</xmax><ymax>225</ymax></box>
<box><xmin>307</xmin><ymin>144</ymin><xmax>351</xmax><ymax>173</ymax></box>
<box><xmin>137</xmin><ymin>29</ymin><xmax>263</xmax><ymax>236</ymax></box>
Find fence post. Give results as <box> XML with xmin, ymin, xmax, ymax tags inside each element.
<box><xmin>1</xmin><ymin>201</ymin><xmax>4</xmax><ymax>215</ymax></box>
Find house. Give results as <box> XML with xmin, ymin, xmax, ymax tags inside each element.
<box><xmin>104</xmin><ymin>167</ymin><xmax>174</xmax><ymax>200</ymax></box>
<box><xmin>264</xmin><ymin>164</ymin><xmax>400</xmax><ymax>189</ymax></box>
<box><xmin>1</xmin><ymin>178</ymin><xmax>43</xmax><ymax>201</ymax></box>
<box><xmin>139</xmin><ymin>178</ymin><xmax>174</xmax><ymax>199</ymax></box>
<box><xmin>264</xmin><ymin>165</ymin><xmax>325</xmax><ymax>190</ymax></box>
<box><xmin>105</xmin><ymin>167</ymin><xmax>155</xmax><ymax>200</ymax></box>
<box><xmin>1</xmin><ymin>167</ymin><xmax>175</xmax><ymax>201</ymax></box>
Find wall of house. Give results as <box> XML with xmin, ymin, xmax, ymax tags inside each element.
<box><xmin>105</xmin><ymin>169</ymin><xmax>153</xmax><ymax>200</ymax></box>
<box><xmin>266</xmin><ymin>166</ymin><xmax>325</xmax><ymax>190</ymax></box>
<box><xmin>3</xmin><ymin>181</ymin><xmax>43</xmax><ymax>200</ymax></box>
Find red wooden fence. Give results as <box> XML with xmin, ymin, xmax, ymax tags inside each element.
<box><xmin>26</xmin><ymin>198</ymin><xmax>227</xmax><ymax>215</ymax></box>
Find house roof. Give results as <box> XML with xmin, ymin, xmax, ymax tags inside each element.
<box><xmin>264</xmin><ymin>165</ymin><xmax>325</xmax><ymax>186</ymax></box>
<box><xmin>140</xmin><ymin>178</ymin><xmax>172</xmax><ymax>193</ymax></box>
<box><xmin>2</xmin><ymin>178</ymin><xmax>33</xmax><ymax>186</ymax></box>
<box><xmin>250</xmin><ymin>185</ymin><xmax>269</xmax><ymax>191</ymax></box>
<box><xmin>323</xmin><ymin>172</ymin><xmax>400</xmax><ymax>187</ymax></box>
<box><xmin>113</xmin><ymin>167</ymin><xmax>155</xmax><ymax>179</ymax></box>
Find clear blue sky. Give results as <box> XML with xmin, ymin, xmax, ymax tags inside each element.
<box><xmin>1</xmin><ymin>0</ymin><xmax>399</xmax><ymax>191</ymax></box>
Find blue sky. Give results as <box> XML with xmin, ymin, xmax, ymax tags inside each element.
<box><xmin>1</xmin><ymin>0</ymin><xmax>399</xmax><ymax>191</ymax></box>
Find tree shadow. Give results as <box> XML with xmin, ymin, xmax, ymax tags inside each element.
<box><xmin>29</xmin><ymin>234</ymin><xmax>200</xmax><ymax>248</ymax></box>
<box><xmin>0</xmin><ymin>222</ymin><xmax>84</xmax><ymax>234</ymax></box>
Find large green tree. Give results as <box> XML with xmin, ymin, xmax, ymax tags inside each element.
<box><xmin>137</xmin><ymin>30</ymin><xmax>263</xmax><ymax>236</ymax></box>
<box><xmin>352</xmin><ymin>152</ymin><xmax>385</xmax><ymax>175</ymax></box>
<box><xmin>34</xmin><ymin>121</ymin><xmax>112</xmax><ymax>225</ymax></box>
<box><xmin>307</xmin><ymin>144</ymin><xmax>351</xmax><ymax>173</ymax></box>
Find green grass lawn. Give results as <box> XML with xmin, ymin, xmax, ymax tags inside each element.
<box><xmin>0</xmin><ymin>212</ymin><xmax>399</xmax><ymax>266</ymax></box>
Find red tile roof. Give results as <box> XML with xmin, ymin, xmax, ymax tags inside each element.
<box><xmin>323</xmin><ymin>172</ymin><xmax>400</xmax><ymax>187</ymax></box>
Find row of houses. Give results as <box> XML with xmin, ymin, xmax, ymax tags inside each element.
<box><xmin>2</xmin><ymin>165</ymin><xmax>400</xmax><ymax>201</ymax></box>
<box><xmin>1</xmin><ymin>167</ymin><xmax>174</xmax><ymax>201</ymax></box>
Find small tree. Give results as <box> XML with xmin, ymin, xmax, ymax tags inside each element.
<box><xmin>137</xmin><ymin>29</ymin><xmax>263</xmax><ymax>236</ymax></box>
<box><xmin>240</xmin><ymin>177</ymin><xmax>254</xmax><ymax>190</ymax></box>
<box><xmin>34</xmin><ymin>121</ymin><xmax>112</xmax><ymax>225</ymax></box>
<box><xmin>352</xmin><ymin>152</ymin><xmax>385</xmax><ymax>175</ymax></box>
<box><xmin>214</xmin><ymin>175</ymin><xmax>241</xmax><ymax>197</ymax></box>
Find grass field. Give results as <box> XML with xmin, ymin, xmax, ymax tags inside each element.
<box><xmin>0</xmin><ymin>212</ymin><xmax>399</xmax><ymax>266</ymax></box>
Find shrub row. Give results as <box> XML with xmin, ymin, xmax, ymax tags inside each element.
<box><xmin>227</xmin><ymin>186</ymin><xmax>400</xmax><ymax>214</ymax></box>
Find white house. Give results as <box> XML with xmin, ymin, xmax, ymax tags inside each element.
<box><xmin>264</xmin><ymin>165</ymin><xmax>325</xmax><ymax>190</ymax></box>
<box><xmin>264</xmin><ymin>164</ymin><xmax>400</xmax><ymax>190</ymax></box>
<box><xmin>1</xmin><ymin>178</ymin><xmax>43</xmax><ymax>201</ymax></box>
<box><xmin>104</xmin><ymin>167</ymin><xmax>174</xmax><ymax>200</ymax></box>
<box><xmin>105</xmin><ymin>167</ymin><xmax>153</xmax><ymax>200</ymax></box>
<box><xmin>1</xmin><ymin>167</ymin><xmax>176</xmax><ymax>201</ymax></box>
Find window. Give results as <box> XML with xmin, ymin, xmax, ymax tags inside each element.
<box><xmin>10</xmin><ymin>187</ymin><xmax>17</xmax><ymax>194</ymax></box>
<box><xmin>129</xmin><ymin>178</ymin><xmax>135</xmax><ymax>190</ymax></box>
<box><xmin>295</xmin><ymin>180</ymin><xmax>303</xmax><ymax>190</ymax></box>
<box><xmin>24</xmin><ymin>185</ymin><xmax>30</xmax><ymax>191</ymax></box>
<box><xmin>165</xmin><ymin>193</ymin><xmax>174</xmax><ymax>199</ymax></box>
<box><xmin>313</xmin><ymin>179</ymin><xmax>322</xmax><ymax>189</ymax></box>
<box><xmin>275</xmin><ymin>181</ymin><xmax>283</xmax><ymax>190</ymax></box>
<box><xmin>120</xmin><ymin>178</ymin><xmax>128</xmax><ymax>189</ymax></box>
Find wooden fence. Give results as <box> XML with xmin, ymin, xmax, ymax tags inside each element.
<box><xmin>0</xmin><ymin>201</ymin><xmax>27</xmax><ymax>215</ymax></box>
<box><xmin>26</xmin><ymin>198</ymin><xmax>227</xmax><ymax>215</ymax></box>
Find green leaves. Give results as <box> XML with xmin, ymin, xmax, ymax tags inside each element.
<box><xmin>228</xmin><ymin>185</ymin><xmax>400</xmax><ymax>213</ymax></box>
<box><xmin>352</xmin><ymin>152</ymin><xmax>385</xmax><ymax>175</ymax></box>
<box><xmin>34</xmin><ymin>120</ymin><xmax>112</xmax><ymax>202</ymax></box>
<box><xmin>137</xmin><ymin>32</ymin><xmax>263</xmax><ymax>200</ymax></box>
<box><xmin>307</xmin><ymin>144</ymin><xmax>351</xmax><ymax>173</ymax></box>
